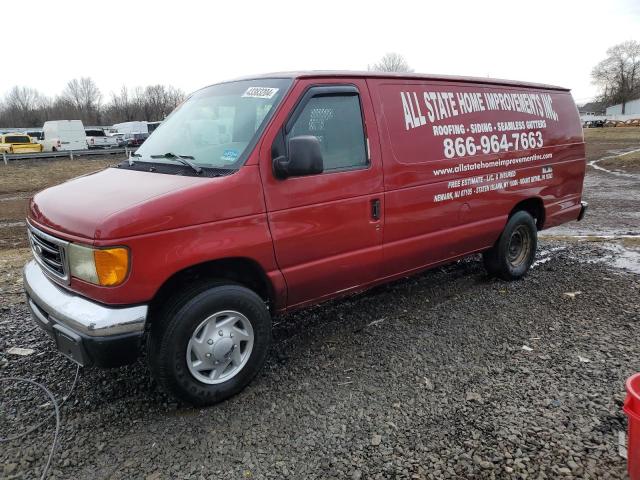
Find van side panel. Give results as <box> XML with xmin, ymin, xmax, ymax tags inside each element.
<box><xmin>367</xmin><ymin>79</ymin><xmax>584</xmax><ymax>276</ymax></box>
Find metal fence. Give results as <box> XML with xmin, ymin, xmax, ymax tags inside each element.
<box><xmin>1</xmin><ymin>148</ymin><xmax>129</xmax><ymax>164</ymax></box>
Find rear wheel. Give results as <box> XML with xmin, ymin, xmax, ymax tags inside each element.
<box><xmin>148</xmin><ymin>282</ymin><xmax>271</xmax><ymax>406</ymax></box>
<box><xmin>483</xmin><ymin>210</ymin><xmax>537</xmax><ymax>280</ymax></box>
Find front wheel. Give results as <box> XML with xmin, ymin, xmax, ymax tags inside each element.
<box><xmin>483</xmin><ymin>210</ymin><xmax>537</xmax><ymax>280</ymax></box>
<box><xmin>148</xmin><ymin>282</ymin><xmax>272</xmax><ymax>406</ymax></box>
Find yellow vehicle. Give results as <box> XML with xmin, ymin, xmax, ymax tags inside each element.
<box><xmin>0</xmin><ymin>133</ymin><xmax>43</xmax><ymax>154</ymax></box>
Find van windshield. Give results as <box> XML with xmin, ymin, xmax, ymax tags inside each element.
<box><xmin>135</xmin><ymin>78</ymin><xmax>292</xmax><ymax>169</ymax></box>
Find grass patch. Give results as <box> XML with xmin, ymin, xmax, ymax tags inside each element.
<box><xmin>0</xmin><ymin>247</ymin><xmax>32</xmax><ymax>305</ymax></box>
<box><xmin>0</xmin><ymin>156</ymin><xmax>122</xmax><ymax>195</ymax></box>
<box><xmin>599</xmin><ymin>149</ymin><xmax>640</xmax><ymax>170</ymax></box>
<box><xmin>0</xmin><ymin>155</ymin><xmax>125</xmax><ymax>251</ymax></box>
<box><xmin>583</xmin><ymin>127</ymin><xmax>640</xmax><ymax>142</ymax></box>
<box><xmin>583</xmin><ymin>127</ymin><xmax>640</xmax><ymax>163</ymax></box>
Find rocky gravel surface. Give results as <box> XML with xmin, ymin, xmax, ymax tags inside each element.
<box><xmin>1</xmin><ymin>240</ymin><xmax>638</xmax><ymax>479</ymax></box>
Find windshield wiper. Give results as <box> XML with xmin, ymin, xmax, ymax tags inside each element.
<box><xmin>150</xmin><ymin>152</ymin><xmax>203</xmax><ymax>175</ymax></box>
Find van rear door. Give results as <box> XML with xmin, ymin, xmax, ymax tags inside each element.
<box><xmin>259</xmin><ymin>78</ymin><xmax>384</xmax><ymax>308</ymax></box>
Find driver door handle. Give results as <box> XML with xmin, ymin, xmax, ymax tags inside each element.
<box><xmin>371</xmin><ymin>198</ymin><xmax>380</xmax><ymax>220</ymax></box>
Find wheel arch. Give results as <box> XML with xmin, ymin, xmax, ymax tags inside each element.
<box><xmin>147</xmin><ymin>257</ymin><xmax>275</xmax><ymax>327</ymax></box>
<box><xmin>509</xmin><ymin>197</ymin><xmax>545</xmax><ymax>230</ymax></box>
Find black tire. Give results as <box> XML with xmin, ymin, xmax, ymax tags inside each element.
<box><xmin>148</xmin><ymin>281</ymin><xmax>271</xmax><ymax>406</ymax></box>
<box><xmin>483</xmin><ymin>210</ymin><xmax>537</xmax><ymax>280</ymax></box>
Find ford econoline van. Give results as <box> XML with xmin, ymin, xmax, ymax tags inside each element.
<box><xmin>24</xmin><ymin>72</ymin><xmax>587</xmax><ymax>405</ymax></box>
<box><xmin>41</xmin><ymin>120</ymin><xmax>87</xmax><ymax>152</ymax></box>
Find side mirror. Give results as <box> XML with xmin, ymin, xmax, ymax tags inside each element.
<box><xmin>273</xmin><ymin>135</ymin><xmax>323</xmax><ymax>179</ymax></box>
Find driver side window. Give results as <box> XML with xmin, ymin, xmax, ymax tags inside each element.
<box><xmin>288</xmin><ymin>94</ymin><xmax>368</xmax><ymax>172</ymax></box>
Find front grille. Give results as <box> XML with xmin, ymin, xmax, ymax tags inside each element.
<box><xmin>27</xmin><ymin>224</ymin><xmax>69</xmax><ymax>282</ymax></box>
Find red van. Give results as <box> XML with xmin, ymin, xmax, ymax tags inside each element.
<box><xmin>24</xmin><ymin>72</ymin><xmax>586</xmax><ymax>405</ymax></box>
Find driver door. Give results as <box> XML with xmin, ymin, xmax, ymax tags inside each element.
<box><xmin>259</xmin><ymin>78</ymin><xmax>384</xmax><ymax>309</ymax></box>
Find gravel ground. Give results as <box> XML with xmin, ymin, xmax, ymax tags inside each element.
<box><xmin>1</xmin><ymin>133</ymin><xmax>639</xmax><ymax>479</ymax></box>
<box><xmin>1</xmin><ymin>240</ymin><xmax>639</xmax><ymax>479</ymax></box>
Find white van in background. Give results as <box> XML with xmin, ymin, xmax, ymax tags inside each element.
<box><xmin>41</xmin><ymin>120</ymin><xmax>87</xmax><ymax>152</ymax></box>
<box><xmin>113</xmin><ymin>121</ymin><xmax>148</xmax><ymax>135</ymax></box>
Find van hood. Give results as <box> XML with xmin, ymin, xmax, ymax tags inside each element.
<box><xmin>29</xmin><ymin>166</ymin><xmax>264</xmax><ymax>241</ymax></box>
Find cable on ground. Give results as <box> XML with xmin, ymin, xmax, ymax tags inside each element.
<box><xmin>0</xmin><ymin>364</ymin><xmax>81</xmax><ymax>480</ymax></box>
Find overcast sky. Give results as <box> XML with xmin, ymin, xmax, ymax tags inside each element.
<box><xmin>5</xmin><ymin>0</ymin><xmax>639</xmax><ymax>105</ymax></box>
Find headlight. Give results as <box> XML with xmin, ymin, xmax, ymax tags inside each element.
<box><xmin>68</xmin><ymin>244</ymin><xmax>129</xmax><ymax>286</ymax></box>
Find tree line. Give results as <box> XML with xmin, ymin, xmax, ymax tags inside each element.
<box><xmin>370</xmin><ymin>47</ymin><xmax>640</xmax><ymax>113</ymax></box>
<box><xmin>592</xmin><ymin>40</ymin><xmax>640</xmax><ymax>113</ymax></box>
<box><xmin>5</xmin><ymin>45</ymin><xmax>634</xmax><ymax>127</ymax></box>
<box><xmin>0</xmin><ymin>77</ymin><xmax>186</xmax><ymax>128</ymax></box>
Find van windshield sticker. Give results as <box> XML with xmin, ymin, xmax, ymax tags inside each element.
<box><xmin>221</xmin><ymin>149</ymin><xmax>239</xmax><ymax>163</ymax></box>
<box><xmin>242</xmin><ymin>87</ymin><xmax>279</xmax><ymax>99</ymax></box>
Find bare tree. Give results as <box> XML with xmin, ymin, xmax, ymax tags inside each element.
<box><xmin>592</xmin><ymin>40</ymin><xmax>640</xmax><ymax>113</ymax></box>
<box><xmin>103</xmin><ymin>84</ymin><xmax>185</xmax><ymax>124</ymax></box>
<box><xmin>0</xmin><ymin>78</ymin><xmax>186</xmax><ymax>127</ymax></box>
<box><xmin>47</xmin><ymin>96</ymin><xmax>80</xmax><ymax>122</ymax></box>
<box><xmin>137</xmin><ymin>85</ymin><xmax>185</xmax><ymax>121</ymax></box>
<box><xmin>368</xmin><ymin>53</ymin><xmax>413</xmax><ymax>73</ymax></box>
<box><xmin>61</xmin><ymin>77</ymin><xmax>103</xmax><ymax>123</ymax></box>
<box><xmin>1</xmin><ymin>86</ymin><xmax>47</xmax><ymax>126</ymax></box>
<box><xmin>107</xmin><ymin>85</ymin><xmax>137</xmax><ymax>122</ymax></box>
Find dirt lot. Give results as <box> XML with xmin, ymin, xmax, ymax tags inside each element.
<box><xmin>0</xmin><ymin>157</ymin><xmax>119</xmax><ymax>251</ymax></box>
<box><xmin>599</xmin><ymin>149</ymin><xmax>640</xmax><ymax>172</ymax></box>
<box><xmin>542</xmin><ymin>128</ymin><xmax>640</xmax><ymax>239</ymax></box>
<box><xmin>583</xmin><ymin>127</ymin><xmax>640</xmax><ymax>166</ymax></box>
<box><xmin>1</xmin><ymin>131</ymin><xmax>639</xmax><ymax>479</ymax></box>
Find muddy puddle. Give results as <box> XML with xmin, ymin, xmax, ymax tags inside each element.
<box><xmin>541</xmin><ymin>233</ymin><xmax>640</xmax><ymax>275</ymax></box>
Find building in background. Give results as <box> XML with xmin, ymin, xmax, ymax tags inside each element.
<box><xmin>606</xmin><ymin>98</ymin><xmax>640</xmax><ymax>116</ymax></box>
<box><xmin>578</xmin><ymin>101</ymin><xmax>606</xmax><ymax>116</ymax></box>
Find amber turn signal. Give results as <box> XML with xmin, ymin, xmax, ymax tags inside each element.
<box><xmin>93</xmin><ymin>248</ymin><xmax>129</xmax><ymax>286</ymax></box>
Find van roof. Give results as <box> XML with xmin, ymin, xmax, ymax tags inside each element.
<box><xmin>231</xmin><ymin>70</ymin><xmax>569</xmax><ymax>92</ymax></box>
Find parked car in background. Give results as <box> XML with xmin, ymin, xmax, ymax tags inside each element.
<box><xmin>0</xmin><ymin>133</ymin><xmax>43</xmax><ymax>153</ymax></box>
<box><xmin>41</xmin><ymin>120</ymin><xmax>87</xmax><ymax>152</ymax></box>
<box><xmin>125</xmin><ymin>132</ymin><xmax>148</xmax><ymax>147</ymax></box>
<box><xmin>108</xmin><ymin>132</ymin><xmax>127</xmax><ymax>147</ymax></box>
<box><xmin>24</xmin><ymin>130</ymin><xmax>44</xmax><ymax>141</ymax></box>
<box><xmin>85</xmin><ymin>128</ymin><xmax>118</xmax><ymax>149</ymax></box>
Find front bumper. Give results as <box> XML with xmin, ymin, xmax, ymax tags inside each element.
<box><xmin>23</xmin><ymin>260</ymin><xmax>148</xmax><ymax>367</ymax></box>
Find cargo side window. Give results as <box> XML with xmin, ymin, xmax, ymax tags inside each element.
<box><xmin>287</xmin><ymin>94</ymin><xmax>368</xmax><ymax>172</ymax></box>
